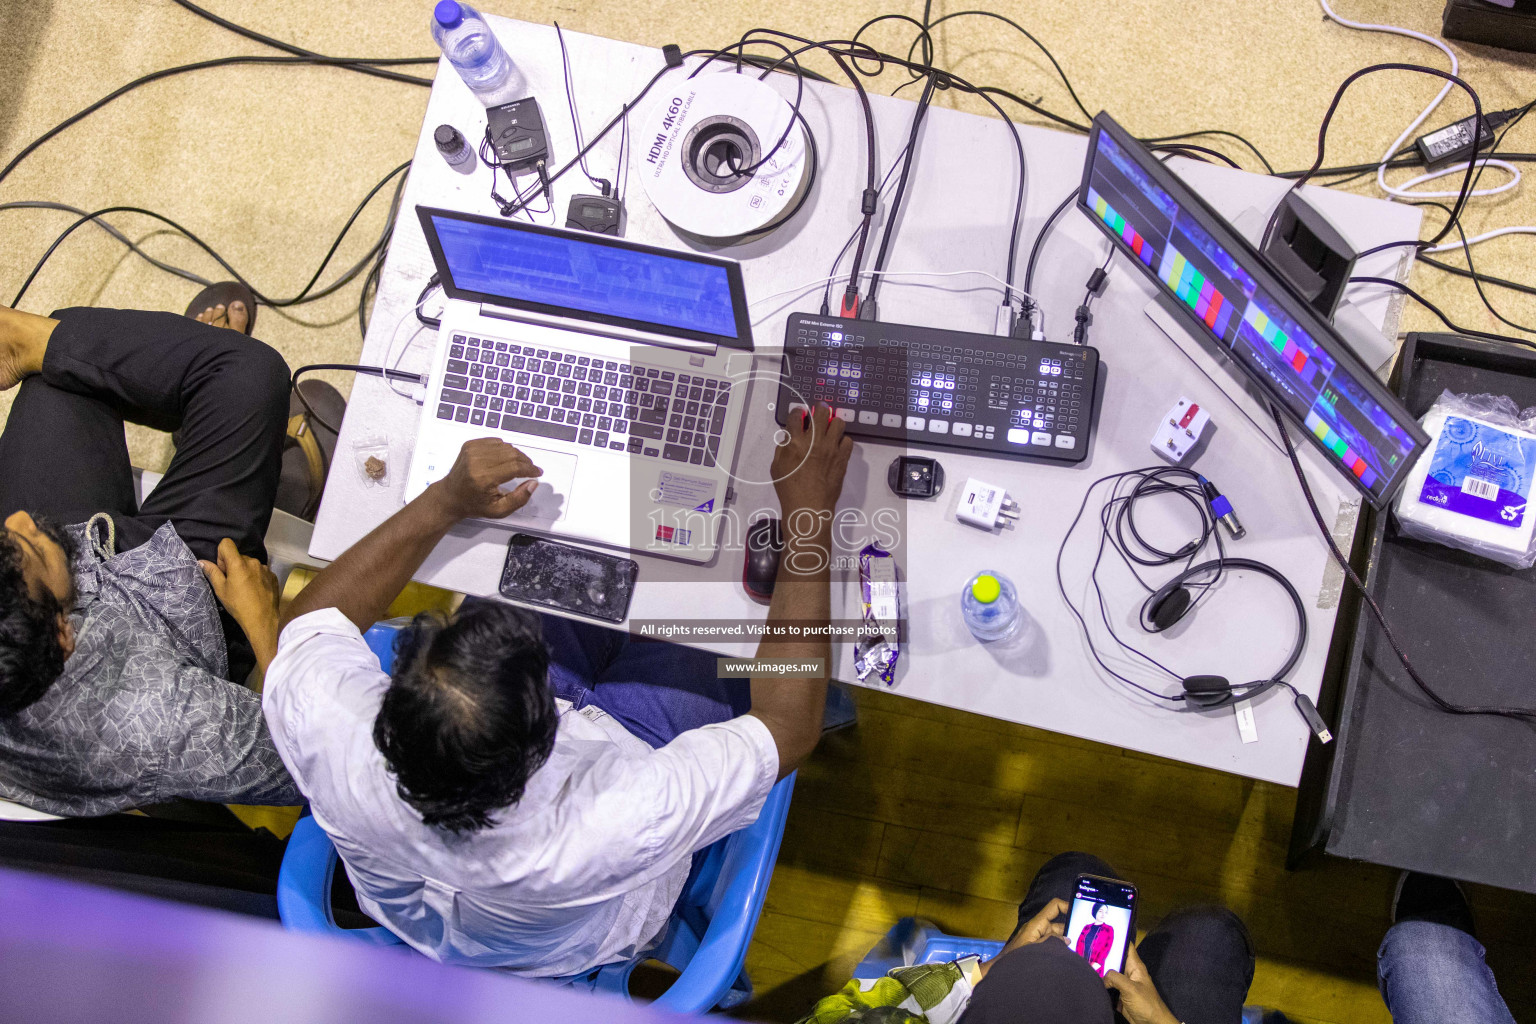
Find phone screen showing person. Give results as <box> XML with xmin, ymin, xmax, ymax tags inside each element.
<box><xmin>1066</xmin><ymin>874</ymin><xmax>1137</xmax><ymax>977</ymax></box>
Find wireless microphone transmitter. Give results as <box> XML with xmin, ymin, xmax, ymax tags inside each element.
<box><xmin>566</xmin><ymin>194</ymin><xmax>625</xmax><ymax>235</ymax></box>
<box><xmin>486</xmin><ymin>97</ymin><xmax>550</xmax><ymax>175</ymax></box>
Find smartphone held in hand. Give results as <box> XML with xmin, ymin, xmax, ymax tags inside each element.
<box><xmin>1067</xmin><ymin>874</ymin><xmax>1138</xmax><ymax>977</ymax></box>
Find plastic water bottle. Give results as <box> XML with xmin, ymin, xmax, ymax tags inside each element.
<box><xmin>430</xmin><ymin>1</ymin><xmax>526</xmax><ymax>106</ymax></box>
<box><xmin>962</xmin><ymin>571</ymin><xmax>1022</xmax><ymax>642</ymax></box>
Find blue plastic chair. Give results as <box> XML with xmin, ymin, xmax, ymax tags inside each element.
<box><xmin>854</xmin><ymin>919</ymin><xmax>1278</xmax><ymax>1024</ymax></box>
<box><xmin>278</xmin><ymin>620</ymin><xmax>795</xmax><ymax>1013</ymax></box>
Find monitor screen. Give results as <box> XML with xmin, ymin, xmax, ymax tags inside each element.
<box><xmin>1078</xmin><ymin>115</ymin><xmax>1427</xmax><ymax>506</ymax></box>
<box><xmin>417</xmin><ymin>207</ymin><xmax>750</xmax><ymax>348</ymax></box>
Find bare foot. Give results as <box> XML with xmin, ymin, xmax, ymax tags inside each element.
<box><xmin>192</xmin><ymin>300</ymin><xmax>249</xmax><ymax>334</ymax></box>
<box><xmin>0</xmin><ymin>307</ymin><xmax>57</xmax><ymax>391</ymax></box>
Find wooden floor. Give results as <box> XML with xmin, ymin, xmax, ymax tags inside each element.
<box><xmin>733</xmin><ymin>686</ymin><xmax>1536</xmax><ymax>1024</ymax></box>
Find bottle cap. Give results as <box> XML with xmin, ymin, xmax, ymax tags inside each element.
<box><xmin>434</xmin><ymin>124</ymin><xmax>462</xmax><ymax>151</ymax></box>
<box><xmin>433</xmin><ymin>0</ymin><xmax>463</xmax><ymax>28</ymax></box>
<box><xmin>970</xmin><ymin>574</ymin><xmax>1001</xmax><ymax>604</ymax></box>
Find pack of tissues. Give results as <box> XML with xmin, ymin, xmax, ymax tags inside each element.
<box><xmin>1395</xmin><ymin>390</ymin><xmax>1536</xmax><ymax>568</ymax></box>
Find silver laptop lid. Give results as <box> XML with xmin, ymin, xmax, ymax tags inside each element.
<box><xmin>416</xmin><ymin>205</ymin><xmax>754</xmax><ymax>353</ymax></box>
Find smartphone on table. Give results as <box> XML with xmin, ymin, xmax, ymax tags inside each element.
<box><xmin>499</xmin><ymin>534</ymin><xmax>638</xmax><ymax>623</ymax></box>
<box><xmin>1066</xmin><ymin>874</ymin><xmax>1137</xmax><ymax>977</ymax></box>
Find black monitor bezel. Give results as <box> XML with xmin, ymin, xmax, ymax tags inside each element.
<box><xmin>416</xmin><ymin>205</ymin><xmax>755</xmax><ymax>351</ymax></box>
<box><xmin>1077</xmin><ymin>113</ymin><xmax>1429</xmax><ymax>508</ymax></box>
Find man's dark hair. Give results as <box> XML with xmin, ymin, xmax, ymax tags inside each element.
<box><xmin>373</xmin><ymin>602</ymin><xmax>557</xmax><ymax>835</ymax></box>
<box><xmin>0</xmin><ymin>532</ymin><xmax>67</xmax><ymax>717</ymax></box>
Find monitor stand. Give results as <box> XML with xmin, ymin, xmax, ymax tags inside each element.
<box><xmin>1230</xmin><ymin>206</ymin><xmax>1397</xmax><ymax>375</ymax></box>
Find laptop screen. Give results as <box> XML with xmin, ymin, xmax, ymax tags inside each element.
<box><xmin>417</xmin><ymin>207</ymin><xmax>752</xmax><ymax>349</ymax></box>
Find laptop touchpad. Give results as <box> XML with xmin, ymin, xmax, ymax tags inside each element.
<box><xmin>498</xmin><ymin>444</ymin><xmax>576</xmax><ymax>522</ymax></box>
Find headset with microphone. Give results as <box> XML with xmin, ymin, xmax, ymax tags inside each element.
<box><xmin>1139</xmin><ymin>557</ymin><xmax>1308</xmax><ymax>709</ymax></box>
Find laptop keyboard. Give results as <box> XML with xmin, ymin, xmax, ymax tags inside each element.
<box><xmin>436</xmin><ymin>334</ymin><xmax>732</xmax><ymax>466</ymax></box>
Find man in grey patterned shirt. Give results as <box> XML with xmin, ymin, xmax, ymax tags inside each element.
<box><xmin>0</xmin><ymin>297</ymin><xmax>300</xmax><ymax>815</ymax></box>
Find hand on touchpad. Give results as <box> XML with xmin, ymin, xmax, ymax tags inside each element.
<box><xmin>498</xmin><ymin>445</ymin><xmax>577</xmax><ymax>522</ymax></box>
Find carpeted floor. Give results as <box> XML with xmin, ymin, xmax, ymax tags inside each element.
<box><xmin>4</xmin><ymin>1</ymin><xmax>1535</xmax><ymax>470</ymax></box>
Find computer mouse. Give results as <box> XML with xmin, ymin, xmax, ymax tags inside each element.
<box><xmin>743</xmin><ymin>517</ymin><xmax>784</xmax><ymax>602</ymax></box>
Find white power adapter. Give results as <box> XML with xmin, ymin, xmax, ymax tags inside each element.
<box><xmin>1151</xmin><ymin>398</ymin><xmax>1210</xmax><ymax>463</ymax></box>
<box><xmin>956</xmin><ymin>477</ymin><xmax>1020</xmax><ymax>530</ymax></box>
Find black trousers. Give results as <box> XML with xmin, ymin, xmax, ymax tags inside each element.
<box><xmin>0</xmin><ymin>307</ymin><xmax>289</xmax><ymax>673</ymax></box>
<box><xmin>1015</xmin><ymin>852</ymin><xmax>1257</xmax><ymax>1024</ymax></box>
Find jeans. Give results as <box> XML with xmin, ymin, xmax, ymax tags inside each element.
<box><xmin>1016</xmin><ymin>852</ymin><xmax>1255</xmax><ymax>1024</ymax></box>
<box><xmin>535</xmin><ymin>609</ymin><xmax>752</xmax><ymax>748</ymax></box>
<box><xmin>1377</xmin><ymin>921</ymin><xmax>1515</xmax><ymax>1024</ymax></box>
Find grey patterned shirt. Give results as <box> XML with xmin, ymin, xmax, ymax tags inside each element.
<box><xmin>0</xmin><ymin>516</ymin><xmax>299</xmax><ymax>815</ymax></box>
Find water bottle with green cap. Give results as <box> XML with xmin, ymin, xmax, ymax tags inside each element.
<box><xmin>962</xmin><ymin>570</ymin><xmax>1021</xmax><ymax>641</ymax></box>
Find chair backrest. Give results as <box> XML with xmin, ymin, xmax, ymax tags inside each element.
<box><xmin>363</xmin><ymin>620</ymin><xmax>414</xmax><ymax>672</ymax></box>
<box><xmin>281</xmin><ymin>618</ymin><xmax>795</xmax><ymax>1014</ymax></box>
<box><xmin>277</xmin><ymin>815</ymin><xmax>405</xmax><ymax>947</ymax></box>
<box><xmin>853</xmin><ymin>919</ymin><xmax>1004</xmax><ymax>980</ymax></box>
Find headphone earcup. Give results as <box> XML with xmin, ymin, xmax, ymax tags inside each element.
<box><xmin>1145</xmin><ymin>585</ymin><xmax>1193</xmax><ymax>632</ymax></box>
<box><xmin>1182</xmin><ymin>674</ymin><xmax>1234</xmax><ymax>707</ymax></box>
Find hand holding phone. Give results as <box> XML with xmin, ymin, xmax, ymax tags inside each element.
<box><xmin>1067</xmin><ymin>874</ymin><xmax>1137</xmax><ymax>977</ymax></box>
<box><xmin>1103</xmin><ymin>942</ymin><xmax>1181</xmax><ymax>1024</ymax></box>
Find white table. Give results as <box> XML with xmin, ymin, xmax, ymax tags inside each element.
<box><xmin>311</xmin><ymin>19</ymin><xmax>1421</xmax><ymax>786</ymax></box>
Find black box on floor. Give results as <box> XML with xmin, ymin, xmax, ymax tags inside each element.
<box><xmin>1443</xmin><ymin>0</ymin><xmax>1536</xmax><ymax>54</ymax></box>
<box><xmin>1291</xmin><ymin>332</ymin><xmax>1536</xmax><ymax>893</ymax></box>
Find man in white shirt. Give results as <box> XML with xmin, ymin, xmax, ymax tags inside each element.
<box><xmin>264</xmin><ymin>404</ymin><xmax>852</xmax><ymax>976</ymax></box>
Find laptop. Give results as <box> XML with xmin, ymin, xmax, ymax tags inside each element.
<box><xmin>408</xmin><ymin>206</ymin><xmax>756</xmax><ymax>564</ymax></box>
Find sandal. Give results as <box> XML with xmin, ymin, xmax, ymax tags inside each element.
<box><xmin>277</xmin><ymin>380</ymin><xmax>345</xmax><ymax>521</ymax></box>
<box><xmin>183</xmin><ymin>281</ymin><xmax>257</xmax><ymax>334</ymax></box>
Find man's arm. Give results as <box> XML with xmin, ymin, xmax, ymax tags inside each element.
<box><xmin>747</xmin><ymin>403</ymin><xmax>853</xmax><ymax>779</ymax></box>
<box><xmin>281</xmin><ymin>439</ymin><xmax>542</xmax><ymax>631</ymax></box>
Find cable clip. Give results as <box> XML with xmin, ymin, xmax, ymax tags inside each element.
<box><xmin>662</xmin><ymin>44</ymin><xmax>684</xmax><ymax>68</ymax></box>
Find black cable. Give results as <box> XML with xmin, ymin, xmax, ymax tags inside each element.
<box><xmin>0</xmin><ymin>55</ymin><xmax>432</xmax><ymax>189</ymax></box>
<box><xmin>1143</xmin><ymin>130</ymin><xmax>1275</xmax><ymax>175</ymax></box>
<box><xmin>1349</xmin><ymin>276</ymin><xmax>1536</xmax><ymax>349</ymax></box>
<box><xmin>820</xmin><ymin>139</ymin><xmax>915</xmax><ymax>315</ymax></box>
<box><xmin>1284</xmin><ymin>64</ymin><xmax>1483</xmax><ymax>247</ymax></box>
<box><xmin>168</xmin><ymin>0</ymin><xmax>437</xmax><ymax>87</ymax></box>
<box><xmin>1408</xmin><ymin>200</ymin><xmax>1536</xmax><ymax>336</ymax></box>
<box><xmin>855</xmin><ymin>10</ymin><xmax>1093</xmax><ymax>125</ymax></box>
<box><xmin>0</xmin><ymin>201</ymin><xmax>213</xmax><ymax>288</ymax></box>
<box><xmin>1057</xmin><ymin>468</ymin><xmax>1227</xmax><ymax>703</ymax></box>
<box><xmin>1151</xmin><ymin>143</ymin><xmax>1238</xmax><ymax>168</ymax></box>
<box><xmin>555</xmin><ymin>21</ymin><xmax>612</xmax><ymax>197</ymax></box>
<box><xmin>863</xmin><ymin>72</ymin><xmax>938</xmax><ymax>315</ymax></box>
<box><xmin>8</xmin><ymin>162</ymin><xmax>409</xmax><ymax>310</ymax></box>
<box><xmin>701</xmin><ymin>29</ymin><xmax>1027</xmax><ymax>302</ymax></box>
<box><xmin>1024</xmin><ymin>189</ymin><xmax>1079</xmax><ymax>300</ymax></box>
<box><xmin>1073</xmin><ymin>251</ymin><xmax>1113</xmax><ymax>346</ymax></box>
<box><xmin>1275</xmin><ymin>146</ymin><xmax>1418</xmax><ymax>180</ymax></box>
<box><xmin>291</xmin><ymin>362</ymin><xmax>424</xmax><ymax>436</ymax></box>
<box><xmin>688</xmin><ymin>38</ymin><xmax>807</xmax><ymax>180</ymax></box>
<box><xmin>485</xmin><ymin>48</ymin><xmax>713</xmax><ymax>220</ymax></box>
<box><xmin>1274</xmin><ymin>408</ymin><xmax>1536</xmax><ymax>722</ymax></box>
<box><xmin>416</xmin><ymin>274</ymin><xmax>443</xmax><ymax>329</ymax></box>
